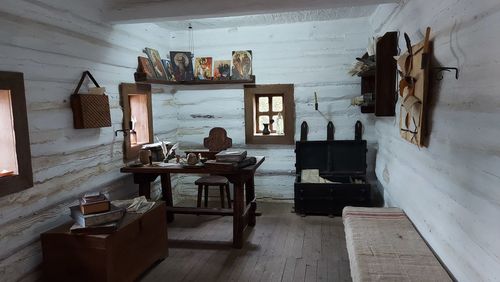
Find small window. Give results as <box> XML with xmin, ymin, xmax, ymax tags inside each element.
<box><xmin>0</xmin><ymin>90</ymin><xmax>18</xmax><ymax>176</ymax></box>
<box><xmin>0</xmin><ymin>72</ymin><xmax>33</xmax><ymax>197</ymax></box>
<box><xmin>120</xmin><ymin>83</ymin><xmax>153</xmax><ymax>161</ymax></box>
<box><xmin>244</xmin><ymin>84</ymin><xmax>295</xmax><ymax>144</ymax></box>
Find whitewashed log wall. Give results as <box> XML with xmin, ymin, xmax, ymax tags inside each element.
<box><xmin>0</xmin><ymin>1</ymin><xmax>177</xmax><ymax>281</ymax></box>
<box><xmin>168</xmin><ymin>18</ymin><xmax>378</xmax><ymax>202</ymax></box>
<box><xmin>371</xmin><ymin>1</ymin><xmax>500</xmax><ymax>281</ymax></box>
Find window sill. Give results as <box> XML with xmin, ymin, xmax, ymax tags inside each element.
<box><xmin>253</xmin><ymin>133</ymin><xmax>285</xmax><ymax>137</ymax></box>
<box><xmin>0</xmin><ymin>174</ymin><xmax>33</xmax><ymax>197</ymax></box>
<box><xmin>246</xmin><ymin>134</ymin><xmax>294</xmax><ymax>145</ymax></box>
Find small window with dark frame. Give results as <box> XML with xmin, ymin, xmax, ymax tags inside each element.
<box><xmin>0</xmin><ymin>89</ymin><xmax>17</xmax><ymax>177</ymax></box>
<box><xmin>244</xmin><ymin>84</ymin><xmax>295</xmax><ymax>145</ymax></box>
<box><xmin>120</xmin><ymin>83</ymin><xmax>154</xmax><ymax>162</ymax></box>
<box><xmin>255</xmin><ymin>94</ymin><xmax>285</xmax><ymax>135</ymax></box>
<box><xmin>0</xmin><ymin>71</ymin><xmax>33</xmax><ymax>197</ymax></box>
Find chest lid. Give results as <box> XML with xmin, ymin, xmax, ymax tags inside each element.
<box><xmin>295</xmin><ymin>140</ymin><xmax>367</xmax><ymax>175</ymax></box>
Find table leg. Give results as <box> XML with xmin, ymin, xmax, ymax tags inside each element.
<box><xmin>134</xmin><ymin>173</ymin><xmax>158</xmax><ymax>199</ymax></box>
<box><xmin>160</xmin><ymin>174</ymin><xmax>175</xmax><ymax>223</ymax></box>
<box><xmin>233</xmin><ymin>180</ymin><xmax>244</xmax><ymax>249</ymax></box>
<box><xmin>139</xmin><ymin>182</ymin><xmax>151</xmax><ymax>199</ymax></box>
<box><xmin>245</xmin><ymin>176</ymin><xmax>257</xmax><ymax>226</ymax></box>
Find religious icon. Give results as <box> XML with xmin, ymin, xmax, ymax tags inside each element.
<box><xmin>137</xmin><ymin>57</ymin><xmax>156</xmax><ymax>80</ymax></box>
<box><xmin>213</xmin><ymin>60</ymin><xmax>231</xmax><ymax>80</ymax></box>
<box><xmin>161</xmin><ymin>59</ymin><xmax>176</xmax><ymax>81</ymax></box>
<box><xmin>170</xmin><ymin>51</ymin><xmax>194</xmax><ymax>81</ymax></box>
<box><xmin>144</xmin><ymin>47</ymin><xmax>167</xmax><ymax>79</ymax></box>
<box><xmin>194</xmin><ymin>57</ymin><xmax>213</xmax><ymax>80</ymax></box>
<box><xmin>231</xmin><ymin>50</ymin><xmax>252</xmax><ymax>80</ymax></box>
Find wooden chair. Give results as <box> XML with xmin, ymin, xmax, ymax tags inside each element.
<box><xmin>195</xmin><ymin>127</ymin><xmax>233</xmax><ymax>208</ymax></box>
<box><xmin>196</xmin><ymin>176</ymin><xmax>231</xmax><ymax>208</ymax></box>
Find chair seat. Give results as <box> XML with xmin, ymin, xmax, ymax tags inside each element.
<box><xmin>195</xmin><ymin>175</ymin><xmax>229</xmax><ymax>185</ymax></box>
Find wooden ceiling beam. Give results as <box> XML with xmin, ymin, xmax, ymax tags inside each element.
<box><xmin>106</xmin><ymin>0</ymin><xmax>398</xmax><ymax>24</ymax></box>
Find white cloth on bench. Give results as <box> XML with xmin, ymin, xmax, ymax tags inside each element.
<box><xmin>343</xmin><ymin>206</ymin><xmax>452</xmax><ymax>282</ymax></box>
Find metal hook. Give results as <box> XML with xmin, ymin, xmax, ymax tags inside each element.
<box><xmin>114</xmin><ymin>129</ymin><xmax>128</xmax><ymax>137</ymax></box>
<box><xmin>433</xmin><ymin>67</ymin><xmax>459</xmax><ymax>80</ymax></box>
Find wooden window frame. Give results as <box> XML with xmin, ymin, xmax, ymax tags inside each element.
<box><xmin>255</xmin><ymin>94</ymin><xmax>284</xmax><ymax>134</ymax></box>
<box><xmin>244</xmin><ymin>84</ymin><xmax>295</xmax><ymax>145</ymax></box>
<box><xmin>0</xmin><ymin>72</ymin><xmax>33</xmax><ymax>197</ymax></box>
<box><xmin>120</xmin><ymin>83</ymin><xmax>153</xmax><ymax>162</ymax></box>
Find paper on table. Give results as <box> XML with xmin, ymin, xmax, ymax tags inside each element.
<box><xmin>112</xmin><ymin>196</ymin><xmax>155</xmax><ymax>214</ymax></box>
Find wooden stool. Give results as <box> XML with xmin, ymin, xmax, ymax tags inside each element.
<box><xmin>195</xmin><ymin>176</ymin><xmax>231</xmax><ymax>208</ymax></box>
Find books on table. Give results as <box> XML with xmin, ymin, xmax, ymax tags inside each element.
<box><xmin>215</xmin><ymin>150</ymin><xmax>247</xmax><ymax>162</ymax></box>
<box><xmin>69</xmin><ymin>221</ymin><xmax>118</xmax><ymax>235</ymax></box>
<box><xmin>80</xmin><ymin>193</ymin><xmax>110</xmax><ymax>215</ymax></box>
<box><xmin>70</xmin><ymin>204</ymin><xmax>125</xmax><ymax>228</ymax></box>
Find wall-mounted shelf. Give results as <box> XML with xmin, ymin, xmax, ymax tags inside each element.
<box><xmin>357</xmin><ymin>31</ymin><xmax>398</xmax><ymax>116</ymax></box>
<box><xmin>134</xmin><ymin>72</ymin><xmax>255</xmax><ymax>85</ymax></box>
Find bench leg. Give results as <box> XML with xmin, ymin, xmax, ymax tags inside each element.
<box><xmin>197</xmin><ymin>184</ymin><xmax>203</xmax><ymax>208</ymax></box>
<box><xmin>204</xmin><ymin>185</ymin><xmax>209</xmax><ymax>207</ymax></box>
<box><xmin>219</xmin><ymin>185</ymin><xmax>225</xmax><ymax>208</ymax></box>
<box><xmin>226</xmin><ymin>184</ymin><xmax>232</xmax><ymax>209</ymax></box>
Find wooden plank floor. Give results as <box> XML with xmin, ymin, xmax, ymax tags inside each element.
<box><xmin>141</xmin><ymin>202</ymin><xmax>351</xmax><ymax>282</ymax></box>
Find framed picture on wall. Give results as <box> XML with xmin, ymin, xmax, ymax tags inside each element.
<box><xmin>213</xmin><ymin>60</ymin><xmax>231</xmax><ymax>80</ymax></box>
<box><xmin>170</xmin><ymin>51</ymin><xmax>194</xmax><ymax>81</ymax></box>
<box><xmin>161</xmin><ymin>59</ymin><xmax>176</xmax><ymax>81</ymax></box>
<box><xmin>137</xmin><ymin>57</ymin><xmax>156</xmax><ymax>80</ymax></box>
<box><xmin>231</xmin><ymin>50</ymin><xmax>252</xmax><ymax>80</ymax></box>
<box><xmin>144</xmin><ymin>47</ymin><xmax>167</xmax><ymax>80</ymax></box>
<box><xmin>194</xmin><ymin>57</ymin><xmax>213</xmax><ymax>80</ymax></box>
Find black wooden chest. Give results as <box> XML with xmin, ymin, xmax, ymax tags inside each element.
<box><xmin>294</xmin><ymin>140</ymin><xmax>371</xmax><ymax>216</ymax></box>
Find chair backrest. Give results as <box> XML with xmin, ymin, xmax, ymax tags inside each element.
<box><xmin>203</xmin><ymin>127</ymin><xmax>232</xmax><ymax>151</ymax></box>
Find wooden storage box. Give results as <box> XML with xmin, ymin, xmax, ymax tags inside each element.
<box><xmin>294</xmin><ymin>140</ymin><xmax>371</xmax><ymax>216</ymax></box>
<box><xmin>41</xmin><ymin>202</ymin><xmax>168</xmax><ymax>282</ymax></box>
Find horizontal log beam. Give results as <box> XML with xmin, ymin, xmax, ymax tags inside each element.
<box><xmin>107</xmin><ymin>0</ymin><xmax>397</xmax><ymax>23</ymax></box>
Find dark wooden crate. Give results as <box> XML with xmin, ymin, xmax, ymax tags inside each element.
<box><xmin>41</xmin><ymin>202</ymin><xmax>168</xmax><ymax>282</ymax></box>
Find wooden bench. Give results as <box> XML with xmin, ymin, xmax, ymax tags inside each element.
<box><xmin>342</xmin><ymin>206</ymin><xmax>452</xmax><ymax>281</ymax></box>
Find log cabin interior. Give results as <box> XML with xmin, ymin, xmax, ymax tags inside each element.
<box><xmin>0</xmin><ymin>0</ymin><xmax>498</xmax><ymax>281</ymax></box>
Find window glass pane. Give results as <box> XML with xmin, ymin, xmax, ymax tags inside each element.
<box><xmin>272</xmin><ymin>96</ymin><xmax>283</xmax><ymax>112</ymax></box>
<box><xmin>258</xmin><ymin>97</ymin><xmax>269</xmax><ymax>112</ymax></box>
<box><xmin>129</xmin><ymin>94</ymin><xmax>150</xmax><ymax>145</ymax></box>
<box><xmin>272</xmin><ymin>114</ymin><xmax>285</xmax><ymax>135</ymax></box>
<box><xmin>258</xmin><ymin>115</ymin><xmax>270</xmax><ymax>129</ymax></box>
<box><xmin>0</xmin><ymin>90</ymin><xmax>18</xmax><ymax>176</ymax></box>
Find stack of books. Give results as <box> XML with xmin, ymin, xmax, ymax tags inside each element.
<box><xmin>69</xmin><ymin>192</ymin><xmax>125</xmax><ymax>235</ymax></box>
<box><xmin>79</xmin><ymin>192</ymin><xmax>110</xmax><ymax>214</ymax></box>
<box><xmin>215</xmin><ymin>150</ymin><xmax>247</xmax><ymax>162</ymax></box>
<box><xmin>205</xmin><ymin>150</ymin><xmax>256</xmax><ymax>170</ymax></box>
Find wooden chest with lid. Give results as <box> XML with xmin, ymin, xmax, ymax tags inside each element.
<box><xmin>41</xmin><ymin>202</ymin><xmax>168</xmax><ymax>282</ymax></box>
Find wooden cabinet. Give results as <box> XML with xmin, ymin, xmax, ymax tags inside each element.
<box><xmin>41</xmin><ymin>202</ymin><xmax>168</xmax><ymax>282</ymax></box>
<box><xmin>359</xmin><ymin>32</ymin><xmax>398</xmax><ymax>116</ymax></box>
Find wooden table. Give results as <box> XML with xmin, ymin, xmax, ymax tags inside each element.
<box><xmin>120</xmin><ymin>156</ymin><xmax>265</xmax><ymax>248</ymax></box>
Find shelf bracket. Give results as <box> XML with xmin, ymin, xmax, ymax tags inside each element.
<box><xmin>433</xmin><ymin>67</ymin><xmax>459</xmax><ymax>80</ymax></box>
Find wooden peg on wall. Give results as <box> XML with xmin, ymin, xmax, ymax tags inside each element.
<box><xmin>300</xmin><ymin>121</ymin><xmax>308</xmax><ymax>141</ymax></box>
<box><xmin>314</xmin><ymin>92</ymin><xmax>318</xmax><ymax>111</ymax></box>
<box><xmin>355</xmin><ymin>120</ymin><xmax>363</xmax><ymax>141</ymax></box>
<box><xmin>327</xmin><ymin>121</ymin><xmax>334</xmax><ymax>141</ymax></box>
